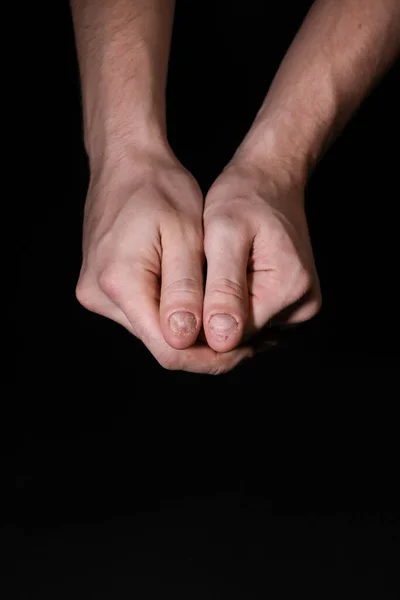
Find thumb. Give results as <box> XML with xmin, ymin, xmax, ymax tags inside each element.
<box><xmin>203</xmin><ymin>219</ymin><xmax>250</xmax><ymax>352</ymax></box>
<box><xmin>159</xmin><ymin>226</ymin><xmax>204</xmax><ymax>350</ymax></box>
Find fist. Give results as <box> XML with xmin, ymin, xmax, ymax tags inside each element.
<box><xmin>76</xmin><ymin>148</ymin><xmax>253</xmax><ymax>373</ymax></box>
<box><xmin>202</xmin><ymin>160</ymin><xmax>321</xmax><ymax>352</ymax></box>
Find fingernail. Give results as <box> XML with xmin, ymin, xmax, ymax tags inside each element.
<box><xmin>209</xmin><ymin>314</ymin><xmax>238</xmax><ymax>340</ymax></box>
<box><xmin>169</xmin><ymin>311</ymin><xmax>197</xmax><ymax>336</ymax></box>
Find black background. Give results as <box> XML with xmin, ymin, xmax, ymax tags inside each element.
<box><xmin>7</xmin><ymin>1</ymin><xmax>400</xmax><ymax>597</ymax></box>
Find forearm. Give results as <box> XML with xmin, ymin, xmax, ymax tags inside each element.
<box><xmin>235</xmin><ymin>0</ymin><xmax>400</xmax><ymax>185</ymax></box>
<box><xmin>70</xmin><ymin>0</ymin><xmax>175</xmax><ymax>164</ymax></box>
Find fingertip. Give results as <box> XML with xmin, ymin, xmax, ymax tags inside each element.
<box><xmin>204</xmin><ymin>312</ymin><xmax>243</xmax><ymax>352</ymax></box>
<box><xmin>162</xmin><ymin>310</ymin><xmax>201</xmax><ymax>349</ymax></box>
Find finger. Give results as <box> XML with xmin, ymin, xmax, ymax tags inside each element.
<box><xmin>99</xmin><ymin>262</ymin><xmax>253</xmax><ymax>374</ymax></box>
<box><xmin>159</xmin><ymin>224</ymin><xmax>204</xmax><ymax>350</ymax></box>
<box><xmin>203</xmin><ymin>218</ymin><xmax>250</xmax><ymax>352</ymax></box>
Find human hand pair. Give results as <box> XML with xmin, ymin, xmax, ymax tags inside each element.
<box><xmin>76</xmin><ymin>145</ymin><xmax>321</xmax><ymax>374</ymax></box>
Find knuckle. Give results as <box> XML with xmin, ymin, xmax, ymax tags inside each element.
<box><xmin>163</xmin><ymin>277</ymin><xmax>202</xmax><ymax>297</ymax></box>
<box><xmin>75</xmin><ymin>278</ymin><xmax>98</xmax><ymax>312</ymax></box>
<box><xmin>97</xmin><ymin>265</ymin><xmax>124</xmax><ymax>302</ymax></box>
<box><xmin>204</xmin><ymin>213</ymin><xmax>247</xmax><ymax>245</ymax></box>
<box><xmin>207</xmin><ymin>277</ymin><xmax>245</xmax><ymax>302</ymax></box>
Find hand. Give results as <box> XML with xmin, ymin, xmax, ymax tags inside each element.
<box><xmin>202</xmin><ymin>158</ymin><xmax>322</xmax><ymax>353</ymax></box>
<box><xmin>75</xmin><ymin>147</ymin><xmax>253</xmax><ymax>374</ymax></box>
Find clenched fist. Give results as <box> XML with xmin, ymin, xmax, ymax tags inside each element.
<box><xmin>202</xmin><ymin>159</ymin><xmax>321</xmax><ymax>353</ymax></box>
<box><xmin>76</xmin><ymin>147</ymin><xmax>253</xmax><ymax>374</ymax></box>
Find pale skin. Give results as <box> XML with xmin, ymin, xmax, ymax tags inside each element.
<box><xmin>71</xmin><ymin>0</ymin><xmax>400</xmax><ymax>374</ymax></box>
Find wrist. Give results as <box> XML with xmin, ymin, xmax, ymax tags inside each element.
<box><xmin>231</xmin><ymin>125</ymin><xmax>312</xmax><ymax>192</ymax></box>
<box><xmin>86</xmin><ymin>131</ymin><xmax>175</xmax><ymax>187</ymax></box>
<box><xmin>84</xmin><ymin>110</ymin><xmax>170</xmax><ymax>173</ymax></box>
<box><xmin>232</xmin><ymin>94</ymin><xmax>339</xmax><ymax>190</ymax></box>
